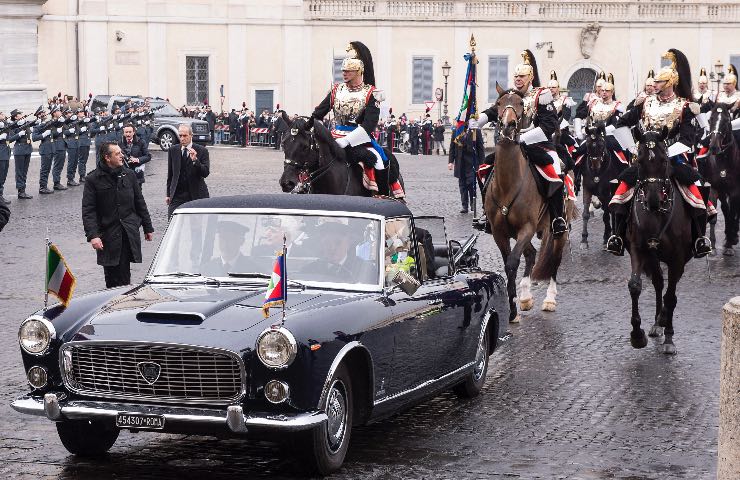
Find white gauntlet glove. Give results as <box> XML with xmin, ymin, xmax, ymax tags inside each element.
<box><xmin>42</xmin><ymin>130</ymin><xmax>51</xmax><ymax>138</ymax></box>
<box><xmin>0</xmin><ymin>133</ymin><xmax>6</xmax><ymax>141</ymax></box>
<box><xmin>335</xmin><ymin>136</ymin><xmax>350</xmax><ymax>148</ymax></box>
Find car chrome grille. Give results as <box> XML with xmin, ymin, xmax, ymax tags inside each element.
<box><xmin>192</xmin><ymin>123</ymin><xmax>208</xmax><ymax>133</ymax></box>
<box><xmin>62</xmin><ymin>343</ymin><xmax>244</xmax><ymax>405</ymax></box>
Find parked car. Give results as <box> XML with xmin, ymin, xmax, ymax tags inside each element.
<box><xmin>89</xmin><ymin>95</ymin><xmax>211</xmax><ymax>151</ymax></box>
<box><xmin>10</xmin><ymin>194</ymin><xmax>508</xmax><ymax>475</ymax></box>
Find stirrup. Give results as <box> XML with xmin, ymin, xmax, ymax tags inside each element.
<box><xmin>693</xmin><ymin>236</ymin><xmax>712</xmax><ymax>258</ymax></box>
<box><xmin>606</xmin><ymin>235</ymin><xmax>624</xmax><ymax>256</ymax></box>
<box><xmin>551</xmin><ymin>217</ymin><xmax>567</xmax><ymax>236</ymax></box>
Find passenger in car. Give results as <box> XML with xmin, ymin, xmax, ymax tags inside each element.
<box><xmin>201</xmin><ymin>221</ymin><xmax>261</xmax><ymax>276</ymax></box>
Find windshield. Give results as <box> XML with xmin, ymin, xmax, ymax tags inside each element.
<box><xmin>150</xmin><ymin>212</ymin><xmax>382</xmax><ymax>288</ymax></box>
<box><xmin>152</xmin><ymin>102</ymin><xmax>181</xmax><ymax>117</ymax></box>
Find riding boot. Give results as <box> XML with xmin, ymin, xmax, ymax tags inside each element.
<box><xmin>460</xmin><ymin>188</ymin><xmax>469</xmax><ymax>213</ymax></box>
<box><xmin>606</xmin><ymin>205</ymin><xmax>628</xmax><ymax>256</ymax></box>
<box><xmin>548</xmin><ymin>188</ymin><xmax>567</xmax><ymax>237</ymax></box>
<box><xmin>691</xmin><ymin>210</ymin><xmax>712</xmax><ymax>258</ymax></box>
<box><xmin>375</xmin><ymin>168</ymin><xmax>390</xmax><ymax>197</ymax></box>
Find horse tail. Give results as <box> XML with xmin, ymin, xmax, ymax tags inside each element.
<box><xmin>386</xmin><ymin>150</ymin><xmax>400</xmax><ymax>185</ymax></box>
<box><xmin>531</xmin><ymin>227</ymin><xmax>566</xmax><ymax>282</ymax></box>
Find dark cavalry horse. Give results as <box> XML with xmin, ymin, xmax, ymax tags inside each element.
<box><xmin>701</xmin><ymin>104</ymin><xmax>740</xmax><ymax>255</ymax></box>
<box><xmin>624</xmin><ymin>128</ymin><xmax>695</xmax><ymax>355</ymax></box>
<box><xmin>279</xmin><ymin>113</ymin><xmax>402</xmax><ymax>197</ymax></box>
<box><xmin>484</xmin><ymin>86</ymin><xmax>574</xmax><ymax>322</ymax></box>
<box><xmin>578</xmin><ymin>121</ymin><xmax>624</xmax><ymax>250</ymax></box>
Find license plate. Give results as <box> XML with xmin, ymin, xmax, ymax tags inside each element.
<box><xmin>116</xmin><ymin>412</ymin><xmax>165</xmax><ymax>430</ymax></box>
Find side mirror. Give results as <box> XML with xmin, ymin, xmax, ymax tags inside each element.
<box><xmin>391</xmin><ymin>269</ymin><xmax>420</xmax><ymax>296</ymax></box>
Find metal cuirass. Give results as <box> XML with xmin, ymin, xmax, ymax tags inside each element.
<box><xmin>522</xmin><ymin>88</ymin><xmax>539</xmax><ymax>129</ymax></box>
<box><xmin>716</xmin><ymin>90</ymin><xmax>740</xmax><ymax>105</ymax></box>
<box><xmin>332</xmin><ymin>83</ymin><xmax>373</xmax><ymax>126</ymax></box>
<box><xmin>641</xmin><ymin>95</ymin><xmax>685</xmax><ymax>131</ymax></box>
<box><xmin>589</xmin><ymin>99</ymin><xmax>618</xmax><ymax>123</ymax></box>
<box><xmin>552</xmin><ymin>95</ymin><xmax>566</xmax><ymax>115</ymax></box>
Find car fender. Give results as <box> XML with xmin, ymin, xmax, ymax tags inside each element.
<box><xmin>317</xmin><ymin>341</ymin><xmax>374</xmax><ymax>415</ymax></box>
<box><xmin>156</xmin><ymin>124</ymin><xmax>178</xmax><ymax>139</ymax></box>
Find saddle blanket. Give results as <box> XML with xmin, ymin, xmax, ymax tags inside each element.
<box><xmin>609</xmin><ymin>181</ymin><xmax>707</xmax><ymax>211</ymax></box>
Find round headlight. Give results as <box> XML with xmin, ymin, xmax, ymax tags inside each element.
<box><xmin>264</xmin><ymin>380</ymin><xmax>290</xmax><ymax>404</ymax></box>
<box><xmin>18</xmin><ymin>316</ymin><xmax>56</xmax><ymax>355</ymax></box>
<box><xmin>256</xmin><ymin>327</ymin><xmax>297</xmax><ymax>369</ymax></box>
<box><xmin>27</xmin><ymin>366</ymin><xmax>48</xmax><ymax>389</ymax></box>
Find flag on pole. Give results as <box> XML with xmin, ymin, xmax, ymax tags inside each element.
<box><xmin>262</xmin><ymin>250</ymin><xmax>287</xmax><ymax>318</ymax></box>
<box><xmin>47</xmin><ymin>243</ymin><xmax>76</xmax><ymax>307</ymax></box>
<box><xmin>452</xmin><ymin>35</ymin><xmax>479</xmax><ymax>145</ymax></box>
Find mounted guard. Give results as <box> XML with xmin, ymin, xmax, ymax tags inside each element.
<box><xmin>310</xmin><ymin>42</ymin><xmax>404</xmax><ymax>199</ymax></box>
<box><xmin>607</xmin><ymin>48</ymin><xmax>712</xmax><ymax>258</ymax></box>
<box><xmin>471</xmin><ymin>50</ymin><xmax>567</xmax><ymax>236</ymax></box>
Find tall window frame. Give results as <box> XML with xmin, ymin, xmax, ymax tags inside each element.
<box><xmin>186</xmin><ymin>56</ymin><xmax>209</xmax><ymax>105</ymax></box>
<box><xmin>412</xmin><ymin>57</ymin><xmax>434</xmax><ymax>105</ymax></box>
<box><xmin>488</xmin><ymin>55</ymin><xmax>509</xmax><ymax>102</ymax></box>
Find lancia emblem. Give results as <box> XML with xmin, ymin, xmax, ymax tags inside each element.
<box><xmin>137</xmin><ymin>362</ymin><xmax>161</xmax><ymax>385</ymax></box>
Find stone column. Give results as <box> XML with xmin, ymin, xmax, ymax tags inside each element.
<box><xmin>719</xmin><ymin>296</ymin><xmax>740</xmax><ymax>479</ymax></box>
<box><xmin>0</xmin><ymin>0</ymin><xmax>48</xmax><ymax>112</ymax></box>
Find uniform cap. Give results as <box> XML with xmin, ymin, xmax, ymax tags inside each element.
<box><xmin>34</xmin><ymin>106</ymin><xmax>45</xmax><ymax>116</ymax></box>
<box><xmin>10</xmin><ymin>109</ymin><xmax>21</xmax><ymax>117</ymax></box>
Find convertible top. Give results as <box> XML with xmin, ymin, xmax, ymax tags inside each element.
<box><xmin>179</xmin><ymin>194</ymin><xmax>412</xmax><ymax>218</ymax></box>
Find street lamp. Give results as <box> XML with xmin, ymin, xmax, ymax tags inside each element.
<box><xmin>442</xmin><ymin>61</ymin><xmax>451</xmax><ymax>126</ymax></box>
<box><xmin>710</xmin><ymin>59</ymin><xmax>725</xmax><ymax>97</ymax></box>
<box><xmin>536</xmin><ymin>41</ymin><xmax>555</xmax><ymax>59</ymax></box>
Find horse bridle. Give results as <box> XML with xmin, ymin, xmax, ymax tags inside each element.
<box><xmin>708</xmin><ymin>107</ymin><xmax>732</xmax><ymax>157</ymax></box>
<box><xmin>496</xmin><ymin>93</ymin><xmax>523</xmax><ymax>143</ymax></box>
<box><xmin>283</xmin><ymin>122</ymin><xmax>350</xmax><ymax>194</ymax></box>
<box><xmin>586</xmin><ymin>130</ymin><xmax>608</xmax><ymax>180</ymax></box>
<box><xmin>633</xmin><ymin>139</ymin><xmax>675</xmax><ymax>248</ymax></box>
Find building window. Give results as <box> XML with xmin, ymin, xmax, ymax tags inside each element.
<box><xmin>488</xmin><ymin>55</ymin><xmax>509</xmax><ymax>102</ymax></box>
<box><xmin>412</xmin><ymin>57</ymin><xmax>434</xmax><ymax>104</ymax></box>
<box><xmin>186</xmin><ymin>56</ymin><xmax>209</xmax><ymax>105</ymax></box>
<box><xmin>333</xmin><ymin>57</ymin><xmax>344</xmax><ymax>83</ymax></box>
<box><xmin>730</xmin><ymin>55</ymin><xmax>740</xmax><ymax>72</ymax></box>
<box><xmin>255</xmin><ymin>90</ymin><xmax>274</xmax><ymax>115</ymax></box>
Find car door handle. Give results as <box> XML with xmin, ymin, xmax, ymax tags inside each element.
<box><xmin>428</xmin><ymin>298</ymin><xmax>442</xmax><ymax>306</ymax></box>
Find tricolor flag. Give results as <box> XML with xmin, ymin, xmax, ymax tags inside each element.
<box><xmin>47</xmin><ymin>243</ymin><xmax>76</xmax><ymax>307</ymax></box>
<box><xmin>452</xmin><ymin>36</ymin><xmax>479</xmax><ymax>146</ymax></box>
<box><xmin>262</xmin><ymin>251</ymin><xmax>287</xmax><ymax>318</ymax></box>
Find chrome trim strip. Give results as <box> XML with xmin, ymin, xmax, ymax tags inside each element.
<box><xmin>11</xmin><ymin>394</ymin><xmax>326</xmax><ymax>433</ymax></box>
<box><xmin>317</xmin><ymin>341</ymin><xmax>365</xmax><ymax>409</ymax></box>
<box><xmin>59</xmin><ymin>340</ymin><xmax>247</xmax><ymax>406</ymax></box>
<box><xmin>44</xmin><ymin>393</ymin><xmax>61</xmax><ymax>420</ymax></box>
<box><xmin>173</xmin><ymin>208</ymin><xmax>386</xmax><ymax>222</ymax></box>
<box><xmin>373</xmin><ymin>361</ymin><xmax>475</xmax><ymax>406</ymax></box>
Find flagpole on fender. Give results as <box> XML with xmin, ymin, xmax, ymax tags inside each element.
<box><xmin>44</xmin><ymin>230</ymin><xmax>50</xmax><ymax>312</ymax></box>
<box><xmin>281</xmin><ymin>234</ymin><xmax>287</xmax><ymax>326</ymax></box>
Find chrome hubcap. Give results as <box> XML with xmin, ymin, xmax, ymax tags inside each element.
<box><xmin>326</xmin><ymin>380</ymin><xmax>347</xmax><ymax>452</ymax></box>
<box><xmin>161</xmin><ymin>134</ymin><xmax>173</xmax><ymax>150</ymax></box>
<box><xmin>473</xmin><ymin>334</ymin><xmax>487</xmax><ymax>381</ymax></box>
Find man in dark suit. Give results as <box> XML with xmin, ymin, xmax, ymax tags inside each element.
<box><xmin>201</xmin><ymin>221</ymin><xmax>261</xmax><ymax>276</ymax></box>
<box><xmin>301</xmin><ymin>222</ymin><xmax>373</xmax><ymax>283</ymax></box>
<box><xmin>204</xmin><ymin>105</ymin><xmax>217</xmax><ymax>145</ymax></box>
<box><xmin>166</xmin><ymin>124</ymin><xmax>210</xmax><ymax>219</ymax></box>
<box><xmin>119</xmin><ymin>123</ymin><xmax>151</xmax><ymax>186</ymax></box>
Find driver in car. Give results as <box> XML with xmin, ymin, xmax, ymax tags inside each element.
<box><xmin>202</xmin><ymin>221</ymin><xmax>261</xmax><ymax>276</ymax></box>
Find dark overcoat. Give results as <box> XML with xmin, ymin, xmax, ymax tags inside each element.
<box><xmin>166</xmin><ymin>143</ymin><xmax>210</xmax><ymax>199</ymax></box>
<box><xmin>82</xmin><ymin>159</ymin><xmax>154</xmax><ymax>266</ymax></box>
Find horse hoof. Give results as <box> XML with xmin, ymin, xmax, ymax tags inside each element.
<box><xmin>661</xmin><ymin>343</ymin><xmax>677</xmax><ymax>355</ymax></box>
<box><xmin>723</xmin><ymin>247</ymin><xmax>735</xmax><ymax>257</ymax></box>
<box><xmin>630</xmin><ymin>330</ymin><xmax>648</xmax><ymax>349</ymax></box>
<box><xmin>541</xmin><ymin>300</ymin><xmax>557</xmax><ymax>312</ymax></box>
<box><xmin>510</xmin><ymin>314</ymin><xmax>521</xmax><ymax>324</ymax></box>
<box><xmin>519</xmin><ymin>297</ymin><xmax>534</xmax><ymax>311</ymax></box>
<box><xmin>580</xmin><ymin>242</ymin><xmax>589</xmax><ymax>251</ymax></box>
<box><xmin>648</xmin><ymin>325</ymin><xmax>664</xmax><ymax>337</ymax></box>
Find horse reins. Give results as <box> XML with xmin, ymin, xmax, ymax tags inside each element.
<box><xmin>285</xmin><ymin>125</ymin><xmax>350</xmax><ymax>195</ymax></box>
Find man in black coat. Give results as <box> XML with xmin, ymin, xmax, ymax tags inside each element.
<box><xmin>82</xmin><ymin>142</ymin><xmax>154</xmax><ymax>288</ymax></box>
<box><xmin>119</xmin><ymin>124</ymin><xmax>151</xmax><ymax>186</ymax></box>
<box><xmin>448</xmin><ymin>128</ymin><xmax>483</xmax><ymax>214</ymax></box>
<box><xmin>228</xmin><ymin>109</ymin><xmax>238</xmax><ymax>145</ymax></box>
<box><xmin>204</xmin><ymin>105</ymin><xmax>217</xmax><ymax>145</ymax></box>
<box><xmin>166</xmin><ymin>124</ymin><xmax>210</xmax><ymax>219</ymax></box>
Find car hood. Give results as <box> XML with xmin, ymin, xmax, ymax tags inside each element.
<box><xmin>69</xmin><ymin>284</ymin><xmax>349</xmax><ymax>345</ymax></box>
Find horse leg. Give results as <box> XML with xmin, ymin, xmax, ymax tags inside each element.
<box><xmin>660</xmin><ymin>263</ymin><xmax>683</xmax><ymax>355</ymax></box>
<box><xmin>580</xmin><ymin>189</ymin><xmax>591</xmax><ymax>250</ymax></box>
<box><xmin>542</xmin><ymin>274</ymin><xmax>558</xmax><ymax>312</ymax></box>
<box><xmin>518</xmin><ymin>242</ymin><xmax>536</xmax><ymax>311</ymax></box>
<box><xmin>504</xmin><ymin>232</ymin><xmax>534</xmax><ymax>323</ymax></box>
<box><xmin>494</xmin><ymin>234</ymin><xmax>518</xmax><ymax>323</ymax></box>
<box><xmin>628</xmin><ymin>255</ymin><xmax>648</xmax><ymax>348</ymax></box>
<box><xmin>647</xmin><ymin>263</ymin><xmax>665</xmax><ymax>338</ymax></box>
<box><xmin>601</xmin><ymin>206</ymin><xmax>612</xmax><ymax>249</ymax></box>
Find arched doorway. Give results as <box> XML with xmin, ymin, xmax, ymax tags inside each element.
<box><xmin>567</xmin><ymin>68</ymin><xmax>597</xmax><ymax>116</ymax></box>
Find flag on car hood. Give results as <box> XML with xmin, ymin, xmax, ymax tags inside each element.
<box><xmin>47</xmin><ymin>243</ymin><xmax>76</xmax><ymax>307</ymax></box>
<box><xmin>262</xmin><ymin>251</ymin><xmax>287</xmax><ymax>318</ymax></box>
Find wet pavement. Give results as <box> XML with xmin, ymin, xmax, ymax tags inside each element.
<box><xmin>0</xmin><ymin>146</ymin><xmax>736</xmax><ymax>479</ymax></box>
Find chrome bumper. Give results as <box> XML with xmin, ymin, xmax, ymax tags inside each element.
<box><xmin>11</xmin><ymin>393</ymin><xmax>326</xmax><ymax>434</ymax></box>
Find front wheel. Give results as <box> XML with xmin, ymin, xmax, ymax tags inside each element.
<box><xmin>56</xmin><ymin>420</ymin><xmax>119</xmax><ymax>456</ymax></box>
<box><xmin>300</xmin><ymin>364</ymin><xmax>353</xmax><ymax>475</ymax></box>
<box><xmin>453</xmin><ymin>324</ymin><xmax>490</xmax><ymax>398</ymax></box>
<box><xmin>398</xmin><ymin>141</ymin><xmax>409</xmax><ymax>154</ymax></box>
<box><xmin>159</xmin><ymin>130</ymin><xmax>176</xmax><ymax>151</ymax></box>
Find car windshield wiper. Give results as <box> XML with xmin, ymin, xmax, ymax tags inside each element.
<box><xmin>227</xmin><ymin>272</ymin><xmax>306</xmax><ymax>290</ymax></box>
<box><xmin>150</xmin><ymin>272</ymin><xmax>221</xmax><ymax>285</ymax></box>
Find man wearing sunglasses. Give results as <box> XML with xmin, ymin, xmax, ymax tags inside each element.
<box><xmin>166</xmin><ymin>124</ymin><xmax>210</xmax><ymax>219</ymax></box>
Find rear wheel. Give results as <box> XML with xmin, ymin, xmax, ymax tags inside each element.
<box><xmin>159</xmin><ymin>130</ymin><xmax>176</xmax><ymax>151</ymax></box>
<box><xmin>56</xmin><ymin>420</ymin><xmax>119</xmax><ymax>456</ymax></box>
<box><xmin>301</xmin><ymin>364</ymin><xmax>353</xmax><ymax>475</ymax></box>
<box><xmin>454</xmin><ymin>324</ymin><xmax>490</xmax><ymax>398</ymax></box>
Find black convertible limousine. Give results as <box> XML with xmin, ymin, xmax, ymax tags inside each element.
<box><xmin>12</xmin><ymin>194</ymin><xmax>508</xmax><ymax>474</ymax></box>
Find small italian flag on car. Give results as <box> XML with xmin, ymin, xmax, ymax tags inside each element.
<box><xmin>46</xmin><ymin>243</ymin><xmax>76</xmax><ymax>307</ymax></box>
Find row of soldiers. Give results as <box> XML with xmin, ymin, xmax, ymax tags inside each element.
<box><xmin>0</xmin><ymin>103</ymin><xmax>158</xmax><ymax>204</ymax></box>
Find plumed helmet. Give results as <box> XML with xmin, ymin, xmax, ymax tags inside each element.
<box><xmin>547</xmin><ymin>70</ymin><xmax>559</xmax><ymax>89</ymax></box>
<box><xmin>595</xmin><ymin>71</ymin><xmax>607</xmax><ymax>89</ymax></box>
<box><xmin>341</xmin><ymin>41</ymin><xmax>376</xmax><ymax>86</ymax></box>
<box><xmin>514</xmin><ymin>50</ymin><xmax>540</xmax><ymax>87</ymax></box>
<box><xmin>656</xmin><ymin>49</ymin><xmax>692</xmax><ymax>99</ymax></box>
<box><xmin>724</xmin><ymin>65</ymin><xmax>737</xmax><ymax>87</ymax></box>
<box><xmin>645</xmin><ymin>69</ymin><xmax>655</xmax><ymax>87</ymax></box>
<box><xmin>698</xmin><ymin>67</ymin><xmax>708</xmax><ymax>83</ymax></box>
<box><xmin>603</xmin><ymin>73</ymin><xmax>615</xmax><ymax>91</ymax></box>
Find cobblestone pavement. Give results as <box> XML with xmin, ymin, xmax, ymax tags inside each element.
<box><xmin>0</xmin><ymin>146</ymin><xmax>737</xmax><ymax>479</ymax></box>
